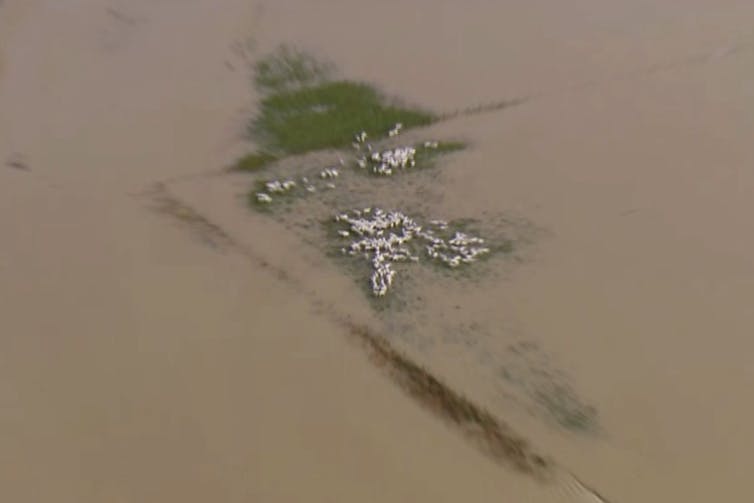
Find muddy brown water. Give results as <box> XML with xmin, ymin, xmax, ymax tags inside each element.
<box><xmin>3</xmin><ymin>1</ymin><xmax>754</xmax><ymax>502</ymax></box>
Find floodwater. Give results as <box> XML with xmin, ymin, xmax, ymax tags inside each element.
<box><xmin>3</xmin><ymin>1</ymin><xmax>754</xmax><ymax>502</ymax></box>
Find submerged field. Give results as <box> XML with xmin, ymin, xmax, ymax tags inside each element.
<box><xmin>8</xmin><ymin>1</ymin><xmax>754</xmax><ymax>502</ymax></box>
<box><xmin>228</xmin><ymin>45</ymin><xmax>599</xmax><ymax>436</ymax></box>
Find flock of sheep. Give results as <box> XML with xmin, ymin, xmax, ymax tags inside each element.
<box><xmin>334</xmin><ymin>208</ymin><xmax>490</xmax><ymax>296</ymax></box>
<box><xmin>253</xmin><ymin>124</ymin><xmax>490</xmax><ymax>296</ymax></box>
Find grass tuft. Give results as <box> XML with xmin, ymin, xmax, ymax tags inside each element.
<box><xmin>253</xmin><ymin>45</ymin><xmax>334</xmax><ymax>94</ymax></box>
<box><xmin>413</xmin><ymin>140</ymin><xmax>467</xmax><ymax>166</ymax></box>
<box><xmin>233</xmin><ymin>151</ymin><xmax>278</xmax><ymax>172</ymax></box>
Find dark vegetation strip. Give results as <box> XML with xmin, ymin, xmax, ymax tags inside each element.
<box><xmin>347</xmin><ymin>322</ymin><xmax>550</xmax><ymax>474</ymax></box>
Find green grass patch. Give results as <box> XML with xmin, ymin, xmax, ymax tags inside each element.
<box><xmin>237</xmin><ymin>45</ymin><xmax>439</xmax><ymax>175</ymax></box>
<box><xmin>249</xmin><ymin>80</ymin><xmax>435</xmax><ymax>155</ymax></box>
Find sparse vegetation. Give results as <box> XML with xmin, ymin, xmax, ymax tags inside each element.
<box><xmin>534</xmin><ymin>383</ymin><xmax>598</xmax><ymax>432</ymax></box>
<box><xmin>233</xmin><ymin>151</ymin><xmax>278</xmax><ymax>172</ymax></box>
<box><xmin>253</xmin><ymin>45</ymin><xmax>335</xmax><ymax>94</ymax></box>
